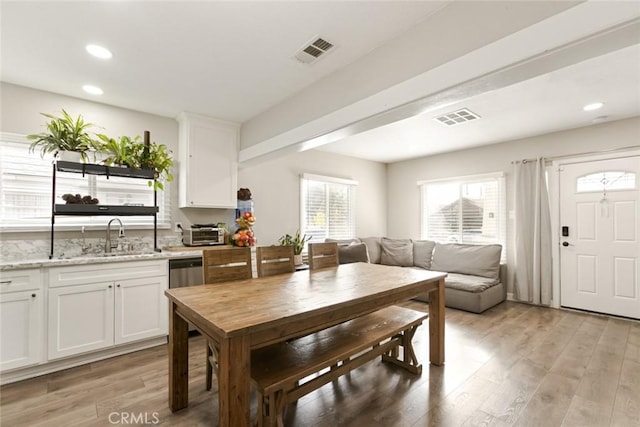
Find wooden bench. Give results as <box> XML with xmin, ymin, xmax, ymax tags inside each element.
<box><xmin>251</xmin><ymin>305</ymin><xmax>428</xmax><ymax>427</ymax></box>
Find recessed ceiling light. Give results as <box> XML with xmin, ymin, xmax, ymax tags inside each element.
<box><xmin>86</xmin><ymin>44</ymin><xmax>112</xmax><ymax>59</ymax></box>
<box><xmin>82</xmin><ymin>85</ymin><xmax>103</xmax><ymax>95</ymax></box>
<box><xmin>583</xmin><ymin>102</ymin><xmax>604</xmax><ymax>111</ymax></box>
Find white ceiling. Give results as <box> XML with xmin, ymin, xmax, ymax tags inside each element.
<box><xmin>1</xmin><ymin>1</ymin><xmax>639</xmax><ymax>165</ymax></box>
<box><xmin>319</xmin><ymin>44</ymin><xmax>640</xmax><ymax>163</ymax></box>
<box><xmin>0</xmin><ymin>1</ymin><xmax>446</xmax><ymax>121</ymax></box>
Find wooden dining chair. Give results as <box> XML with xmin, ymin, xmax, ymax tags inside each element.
<box><xmin>202</xmin><ymin>247</ymin><xmax>252</xmax><ymax>391</ymax></box>
<box><xmin>308</xmin><ymin>242</ymin><xmax>339</xmax><ymax>270</ymax></box>
<box><xmin>256</xmin><ymin>246</ymin><xmax>295</xmax><ymax>277</ymax></box>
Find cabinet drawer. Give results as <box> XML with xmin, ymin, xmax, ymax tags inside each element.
<box><xmin>49</xmin><ymin>260</ymin><xmax>167</xmax><ymax>288</ymax></box>
<box><xmin>0</xmin><ymin>269</ymin><xmax>42</xmax><ymax>293</ymax></box>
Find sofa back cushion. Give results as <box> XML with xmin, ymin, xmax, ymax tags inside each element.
<box><xmin>412</xmin><ymin>240</ymin><xmax>436</xmax><ymax>270</ymax></box>
<box><xmin>380</xmin><ymin>238</ymin><xmax>413</xmax><ymax>267</ymax></box>
<box><xmin>338</xmin><ymin>243</ymin><xmax>370</xmax><ymax>264</ymax></box>
<box><xmin>326</xmin><ymin>238</ymin><xmax>361</xmax><ymax>246</ymax></box>
<box><xmin>359</xmin><ymin>237</ymin><xmax>382</xmax><ymax>264</ymax></box>
<box><xmin>431</xmin><ymin>243</ymin><xmax>502</xmax><ymax>279</ymax></box>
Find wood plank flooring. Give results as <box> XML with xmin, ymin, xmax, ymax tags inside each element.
<box><xmin>1</xmin><ymin>301</ymin><xmax>638</xmax><ymax>426</ymax></box>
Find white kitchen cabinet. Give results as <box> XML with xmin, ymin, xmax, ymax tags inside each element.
<box><xmin>0</xmin><ymin>271</ymin><xmax>44</xmax><ymax>372</ymax></box>
<box><xmin>48</xmin><ymin>282</ymin><xmax>114</xmax><ymax>360</ymax></box>
<box><xmin>115</xmin><ymin>276</ymin><xmax>168</xmax><ymax>345</ymax></box>
<box><xmin>47</xmin><ymin>260</ymin><xmax>168</xmax><ymax>360</ymax></box>
<box><xmin>177</xmin><ymin>112</ymin><xmax>240</xmax><ymax>208</ymax></box>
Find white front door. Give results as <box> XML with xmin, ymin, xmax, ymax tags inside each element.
<box><xmin>559</xmin><ymin>155</ymin><xmax>640</xmax><ymax>319</ymax></box>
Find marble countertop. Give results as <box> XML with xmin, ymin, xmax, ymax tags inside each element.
<box><xmin>0</xmin><ymin>249</ymin><xmax>202</xmax><ymax>271</ymax></box>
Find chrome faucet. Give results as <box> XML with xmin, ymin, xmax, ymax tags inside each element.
<box><xmin>105</xmin><ymin>218</ymin><xmax>125</xmax><ymax>253</ymax></box>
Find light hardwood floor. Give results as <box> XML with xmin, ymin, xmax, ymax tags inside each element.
<box><xmin>1</xmin><ymin>301</ymin><xmax>638</xmax><ymax>426</ymax></box>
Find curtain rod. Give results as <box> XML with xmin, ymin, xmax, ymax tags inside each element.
<box><xmin>511</xmin><ymin>145</ymin><xmax>640</xmax><ymax>164</ymax></box>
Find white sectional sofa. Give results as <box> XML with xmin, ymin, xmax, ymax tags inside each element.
<box><xmin>328</xmin><ymin>237</ymin><xmax>506</xmax><ymax>314</ymax></box>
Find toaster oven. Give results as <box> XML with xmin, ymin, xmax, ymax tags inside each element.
<box><xmin>182</xmin><ymin>225</ymin><xmax>225</xmax><ymax>246</ymax></box>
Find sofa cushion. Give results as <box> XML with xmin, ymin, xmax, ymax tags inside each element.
<box><xmin>412</xmin><ymin>240</ymin><xmax>436</xmax><ymax>270</ymax></box>
<box><xmin>380</xmin><ymin>238</ymin><xmax>413</xmax><ymax>267</ymax></box>
<box><xmin>338</xmin><ymin>243</ymin><xmax>370</xmax><ymax>264</ymax></box>
<box><xmin>325</xmin><ymin>238</ymin><xmax>361</xmax><ymax>246</ymax></box>
<box><xmin>359</xmin><ymin>237</ymin><xmax>382</xmax><ymax>264</ymax></box>
<box><xmin>445</xmin><ymin>273</ymin><xmax>499</xmax><ymax>293</ymax></box>
<box><xmin>431</xmin><ymin>243</ymin><xmax>502</xmax><ymax>279</ymax></box>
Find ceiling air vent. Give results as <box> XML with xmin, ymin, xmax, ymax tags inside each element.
<box><xmin>293</xmin><ymin>37</ymin><xmax>335</xmax><ymax>64</ymax></box>
<box><xmin>434</xmin><ymin>108</ymin><xmax>481</xmax><ymax>126</ymax></box>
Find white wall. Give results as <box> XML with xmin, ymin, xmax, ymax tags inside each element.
<box><xmin>0</xmin><ymin>83</ymin><xmax>387</xmax><ymax>249</ymax></box>
<box><xmin>238</xmin><ymin>150</ymin><xmax>387</xmax><ymax>246</ymax></box>
<box><xmin>386</xmin><ymin>116</ymin><xmax>640</xmax><ymax>292</ymax></box>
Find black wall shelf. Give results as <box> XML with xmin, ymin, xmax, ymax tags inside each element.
<box><xmin>50</xmin><ymin>160</ymin><xmax>158</xmax><ymax>259</ymax></box>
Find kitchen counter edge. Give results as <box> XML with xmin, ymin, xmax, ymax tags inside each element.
<box><xmin>0</xmin><ymin>250</ymin><xmax>203</xmax><ymax>271</ymax></box>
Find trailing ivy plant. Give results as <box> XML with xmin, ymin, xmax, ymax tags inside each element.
<box><xmin>97</xmin><ymin>134</ymin><xmax>174</xmax><ymax>191</ymax></box>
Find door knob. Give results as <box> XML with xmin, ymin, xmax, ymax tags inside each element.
<box><xmin>562</xmin><ymin>241</ymin><xmax>572</xmax><ymax>247</ymax></box>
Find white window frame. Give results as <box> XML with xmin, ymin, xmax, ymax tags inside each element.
<box><xmin>0</xmin><ymin>132</ymin><xmax>171</xmax><ymax>232</ymax></box>
<box><xmin>300</xmin><ymin>173</ymin><xmax>358</xmax><ymax>244</ymax></box>
<box><xmin>419</xmin><ymin>172</ymin><xmax>506</xmax><ymax>253</ymax></box>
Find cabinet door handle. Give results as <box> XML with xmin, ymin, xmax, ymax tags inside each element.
<box><xmin>31</xmin><ymin>293</ymin><xmax>36</xmax><ymax>298</ymax></box>
<box><xmin>117</xmin><ymin>284</ymin><xmax>121</xmax><ymax>288</ymax></box>
<box><xmin>108</xmin><ymin>285</ymin><xmax>113</xmax><ymax>288</ymax></box>
<box><xmin>0</xmin><ymin>280</ymin><xmax>12</xmax><ymax>285</ymax></box>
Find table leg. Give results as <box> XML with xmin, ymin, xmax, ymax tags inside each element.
<box><xmin>429</xmin><ymin>277</ymin><xmax>445</xmax><ymax>365</ymax></box>
<box><xmin>168</xmin><ymin>301</ymin><xmax>189</xmax><ymax>411</ymax></box>
<box><xmin>218</xmin><ymin>335</ymin><xmax>251</xmax><ymax>427</ymax></box>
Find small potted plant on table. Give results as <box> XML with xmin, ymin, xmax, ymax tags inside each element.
<box><xmin>278</xmin><ymin>230</ymin><xmax>311</xmax><ymax>265</ymax></box>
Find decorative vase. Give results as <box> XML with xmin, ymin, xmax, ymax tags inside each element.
<box><xmin>294</xmin><ymin>254</ymin><xmax>303</xmax><ymax>266</ymax></box>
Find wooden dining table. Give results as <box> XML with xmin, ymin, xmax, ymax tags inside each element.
<box><xmin>165</xmin><ymin>262</ymin><xmax>446</xmax><ymax>426</ymax></box>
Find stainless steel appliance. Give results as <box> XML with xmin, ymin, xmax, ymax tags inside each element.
<box><xmin>181</xmin><ymin>224</ymin><xmax>225</xmax><ymax>246</ymax></box>
<box><xmin>168</xmin><ymin>257</ymin><xmax>203</xmax><ymax>332</ymax></box>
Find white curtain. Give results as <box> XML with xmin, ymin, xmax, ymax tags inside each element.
<box><xmin>514</xmin><ymin>158</ymin><xmax>552</xmax><ymax>305</ymax></box>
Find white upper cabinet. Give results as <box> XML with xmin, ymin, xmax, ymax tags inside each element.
<box><xmin>177</xmin><ymin>112</ymin><xmax>240</xmax><ymax>208</ymax></box>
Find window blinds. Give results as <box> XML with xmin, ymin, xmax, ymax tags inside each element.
<box><xmin>301</xmin><ymin>174</ymin><xmax>357</xmax><ymax>243</ymax></box>
<box><xmin>0</xmin><ymin>133</ymin><xmax>170</xmax><ymax>231</ymax></box>
<box><xmin>420</xmin><ymin>173</ymin><xmax>505</xmax><ymax>248</ymax></box>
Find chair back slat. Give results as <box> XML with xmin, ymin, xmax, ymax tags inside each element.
<box><xmin>256</xmin><ymin>246</ymin><xmax>295</xmax><ymax>277</ymax></box>
<box><xmin>308</xmin><ymin>242</ymin><xmax>339</xmax><ymax>270</ymax></box>
<box><xmin>203</xmin><ymin>247</ymin><xmax>252</xmax><ymax>284</ymax></box>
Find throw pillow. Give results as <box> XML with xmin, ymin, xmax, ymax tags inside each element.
<box><xmin>359</xmin><ymin>237</ymin><xmax>382</xmax><ymax>264</ymax></box>
<box><xmin>412</xmin><ymin>240</ymin><xmax>436</xmax><ymax>270</ymax></box>
<box><xmin>431</xmin><ymin>243</ymin><xmax>502</xmax><ymax>279</ymax></box>
<box><xmin>338</xmin><ymin>243</ymin><xmax>370</xmax><ymax>264</ymax></box>
<box><xmin>380</xmin><ymin>238</ymin><xmax>413</xmax><ymax>267</ymax></box>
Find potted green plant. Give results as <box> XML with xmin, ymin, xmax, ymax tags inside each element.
<box><xmin>97</xmin><ymin>133</ymin><xmax>174</xmax><ymax>191</ymax></box>
<box><xmin>27</xmin><ymin>109</ymin><xmax>99</xmax><ymax>162</ymax></box>
<box><xmin>278</xmin><ymin>230</ymin><xmax>311</xmax><ymax>265</ymax></box>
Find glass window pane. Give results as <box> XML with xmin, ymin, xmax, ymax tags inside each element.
<box><xmin>576</xmin><ymin>171</ymin><xmax>636</xmax><ymax>192</ymax></box>
<box><xmin>301</xmin><ymin>176</ymin><xmax>356</xmax><ymax>244</ymax></box>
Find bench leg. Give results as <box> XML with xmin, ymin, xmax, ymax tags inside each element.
<box><xmin>381</xmin><ymin>326</ymin><xmax>422</xmax><ymax>374</ymax></box>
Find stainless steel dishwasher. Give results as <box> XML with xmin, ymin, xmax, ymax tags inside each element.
<box><xmin>168</xmin><ymin>257</ymin><xmax>203</xmax><ymax>332</ymax></box>
<box><xmin>169</xmin><ymin>257</ymin><xmax>203</xmax><ymax>289</ymax></box>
